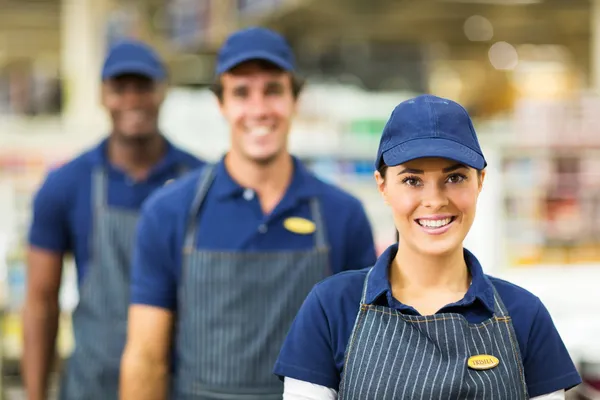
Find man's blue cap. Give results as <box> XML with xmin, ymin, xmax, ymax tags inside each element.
<box><xmin>375</xmin><ymin>94</ymin><xmax>487</xmax><ymax>170</ymax></box>
<box><xmin>216</xmin><ymin>27</ymin><xmax>295</xmax><ymax>75</ymax></box>
<box><xmin>101</xmin><ymin>39</ymin><xmax>166</xmax><ymax>81</ymax></box>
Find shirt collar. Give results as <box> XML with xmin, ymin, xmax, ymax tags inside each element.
<box><xmin>90</xmin><ymin>136</ymin><xmax>185</xmax><ymax>177</ymax></box>
<box><xmin>365</xmin><ymin>244</ymin><xmax>496</xmax><ymax>314</ymax></box>
<box><xmin>212</xmin><ymin>155</ymin><xmax>322</xmax><ymax>201</ymax></box>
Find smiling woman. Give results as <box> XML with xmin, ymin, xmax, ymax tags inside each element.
<box><xmin>273</xmin><ymin>94</ymin><xmax>582</xmax><ymax>399</ymax></box>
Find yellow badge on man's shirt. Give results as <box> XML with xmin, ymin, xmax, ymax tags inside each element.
<box><xmin>164</xmin><ymin>179</ymin><xmax>174</xmax><ymax>186</ymax></box>
<box><xmin>284</xmin><ymin>217</ymin><xmax>316</xmax><ymax>235</ymax></box>
<box><xmin>467</xmin><ymin>354</ymin><xmax>500</xmax><ymax>370</ymax></box>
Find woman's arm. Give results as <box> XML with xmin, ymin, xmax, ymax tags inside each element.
<box><xmin>273</xmin><ymin>287</ymin><xmax>343</xmax><ymax>388</ymax></box>
<box><xmin>531</xmin><ymin>390</ymin><xmax>565</xmax><ymax>400</ymax></box>
<box><xmin>520</xmin><ymin>299</ymin><xmax>581</xmax><ymax>396</ymax></box>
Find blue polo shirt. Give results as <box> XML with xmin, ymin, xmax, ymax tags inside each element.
<box><xmin>28</xmin><ymin>138</ymin><xmax>204</xmax><ymax>285</ymax></box>
<box><xmin>130</xmin><ymin>157</ymin><xmax>377</xmax><ymax>310</ymax></box>
<box><xmin>274</xmin><ymin>244</ymin><xmax>582</xmax><ymax>398</ymax></box>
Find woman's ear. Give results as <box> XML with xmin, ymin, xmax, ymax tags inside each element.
<box><xmin>374</xmin><ymin>170</ymin><xmax>389</xmax><ymax>205</ymax></box>
<box><xmin>478</xmin><ymin>169</ymin><xmax>486</xmax><ymax>192</ymax></box>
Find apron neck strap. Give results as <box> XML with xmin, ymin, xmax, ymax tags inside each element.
<box><xmin>92</xmin><ymin>167</ymin><xmax>108</xmax><ymax>210</ymax></box>
<box><xmin>183</xmin><ymin>164</ymin><xmax>329</xmax><ymax>252</ymax></box>
<box><xmin>360</xmin><ymin>267</ymin><xmax>374</xmax><ymax>304</ymax></box>
<box><xmin>308</xmin><ymin>197</ymin><xmax>326</xmax><ymax>248</ymax></box>
<box><xmin>489</xmin><ymin>282</ymin><xmax>510</xmax><ymax>318</ymax></box>
<box><xmin>184</xmin><ymin>164</ymin><xmax>217</xmax><ymax>253</ymax></box>
<box><xmin>358</xmin><ymin>267</ymin><xmax>508</xmax><ymax>319</ymax></box>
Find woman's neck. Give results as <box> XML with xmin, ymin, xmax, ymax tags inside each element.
<box><xmin>389</xmin><ymin>243</ymin><xmax>471</xmax><ymax>315</ymax></box>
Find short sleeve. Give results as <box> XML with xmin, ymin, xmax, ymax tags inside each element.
<box><xmin>28</xmin><ymin>170</ymin><xmax>71</xmax><ymax>252</ymax></box>
<box><xmin>523</xmin><ymin>299</ymin><xmax>582</xmax><ymax>397</ymax></box>
<box><xmin>130</xmin><ymin>199</ymin><xmax>178</xmax><ymax>310</ymax></box>
<box><xmin>274</xmin><ymin>288</ymin><xmax>340</xmax><ymax>389</ymax></box>
<box><xmin>343</xmin><ymin>201</ymin><xmax>377</xmax><ymax>271</ymax></box>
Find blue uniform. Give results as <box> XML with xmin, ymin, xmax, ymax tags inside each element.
<box><xmin>131</xmin><ymin>157</ymin><xmax>377</xmax><ymax>398</ymax></box>
<box><xmin>274</xmin><ymin>244</ymin><xmax>582</xmax><ymax>398</ymax></box>
<box><xmin>131</xmin><ymin>157</ymin><xmax>377</xmax><ymax>310</ymax></box>
<box><xmin>28</xmin><ymin>137</ymin><xmax>204</xmax><ymax>284</ymax></box>
<box><xmin>28</xmin><ymin>137</ymin><xmax>204</xmax><ymax>400</ymax></box>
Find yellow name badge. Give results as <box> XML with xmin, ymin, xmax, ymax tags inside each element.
<box><xmin>283</xmin><ymin>217</ymin><xmax>316</xmax><ymax>235</ymax></box>
<box><xmin>164</xmin><ymin>179</ymin><xmax>174</xmax><ymax>186</ymax></box>
<box><xmin>467</xmin><ymin>355</ymin><xmax>500</xmax><ymax>371</ymax></box>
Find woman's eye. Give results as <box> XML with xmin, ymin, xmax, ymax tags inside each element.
<box><xmin>402</xmin><ymin>177</ymin><xmax>421</xmax><ymax>186</ymax></box>
<box><xmin>447</xmin><ymin>174</ymin><xmax>466</xmax><ymax>184</ymax></box>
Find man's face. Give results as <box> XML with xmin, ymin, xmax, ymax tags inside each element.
<box><xmin>102</xmin><ymin>74</ymin><xmax>165</xmax><ymax>141</ymax></box>
<box><xmin>218</xmin><ymin>61</ymin><xmax>297</xmax><ymax>165</ymax></box>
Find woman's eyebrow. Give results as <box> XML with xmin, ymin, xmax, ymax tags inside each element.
<box><xmin>397</xmin><ymin>163</ymin><xmax>467</xmax><ymax>175</ymax></box>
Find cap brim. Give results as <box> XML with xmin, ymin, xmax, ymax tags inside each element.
<box><xmin>216</xmin><ymin>51</ymin><xmax>293</xmax><ymax>75</ymax></box>
<box><xmin>102</xmin><ymin>61</ymin><xmax>164</xmax><ymax>80</ymax></box>
<box><xmin>381</xmin><ymin>138</ymin><xmax>486</xmax><ymax>170</ymax></box>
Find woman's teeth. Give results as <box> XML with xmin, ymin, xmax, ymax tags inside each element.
<box><xmin>417</xmin><ymin>218</ymin><xmax>453</xmax><ymax>228</ymax></box>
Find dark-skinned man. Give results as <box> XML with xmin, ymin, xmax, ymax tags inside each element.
<box><xmin>22</xmin><ymin>39</ymin><xmax>205</xmax><ymax>400</ymax></box>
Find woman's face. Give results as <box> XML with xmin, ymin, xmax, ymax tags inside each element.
<box><xmin>376</xmin><ymin>157</ymin><xmax>484</xmax><ymax>257</ymax></box>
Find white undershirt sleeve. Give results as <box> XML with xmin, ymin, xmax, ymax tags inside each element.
<box><xmin>282</xmin><ymin>377</ymin><xmax>565</xmax><ymax>400</ymax></box>
<box><xmin>283</xmin><ymin>378</ymin><xmax>337</xmax><ymax>400</ymax></box>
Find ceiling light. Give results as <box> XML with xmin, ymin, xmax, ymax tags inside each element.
<box><xmin>489</xmin><ymin>42</ymin><xmax>519</xmax><ymax>70</ymax></box>
<box><xmin>464</xmin><ymin>15</ymin><xmax>494</xmax><ymax>41</ymax></box>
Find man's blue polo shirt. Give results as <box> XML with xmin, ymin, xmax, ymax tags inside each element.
<box><xmin>274</xmin><ymin>244</ymin><xmax>582</xmax><ymax>398</ymax></box>
<box><xmin>130</xmin><ymin>156</ymin><xmax>378</xmax><ymax>310</ymax></box>
<box><xmin>27</xmin><ymin>137</ymin><xmax>204</xmax><ymax>285</ymax></box>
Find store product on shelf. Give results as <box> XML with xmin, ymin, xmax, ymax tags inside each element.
<box><xmin>0</xmin><ymin>150</ymin><xmax>75</xmax><ymax>361</ymax></box>
<box><xmin>502</xmin><ymin>93</ymin><xmax>600</xmax><ymax>268</ymax></box>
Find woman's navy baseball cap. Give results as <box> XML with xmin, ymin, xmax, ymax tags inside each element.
<box><xmin>375</xmin><ymin>94</ymin><xmax>487</xmax><ymax>170</ymax></box>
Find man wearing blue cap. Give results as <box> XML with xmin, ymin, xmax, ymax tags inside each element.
<box><xmin>22</xmin><ymin>40</ymin><xmax>204</xmax><ymax>400</ymax></box>
<box><xmin>120</xmin><ymin>27</ymin><xmax>377</xmax><ymax>399</ymax></box>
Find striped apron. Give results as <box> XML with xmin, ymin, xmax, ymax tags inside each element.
<box><xmin>339</xmin><ymin>268</ymin><xmax>529</xmax><ymax>399</ymax></box>
<box><xmin>173</xmin><ymin>165</ymin><xmax>330</xmax><ymax>400</ymax></box>
<box><xmin>59</xmin><ymin>166</ymin><xmax>184</xmax><ymax>400</ymax></box>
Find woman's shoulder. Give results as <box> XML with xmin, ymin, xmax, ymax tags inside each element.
<box><xmin>274</xmin><ymin>268</ymin><xmax>370</xmax><ymax>388</ymax></box>
<box><xmin>314</xmin><ymin>267</ymin><xmax>370</xmax><ymax>297</ymax></box>
<box><xmin>486</xmin><ymin>275</ymin><xmax>543</xmax><ymax>325</ymax></box>
<box><xmin>310</xmin><ymin>267</ymin><xmax>370</xmax><ymax>318</ymax></box>
<box><xmin>485</xmin><ymin>276</ymin><xmax>581</xmax><ymax>395</ymax></box>
<box><xmin>486</xmin><ymin>275</ymin><xmax>541</xmax><ymax>303</ymax></box>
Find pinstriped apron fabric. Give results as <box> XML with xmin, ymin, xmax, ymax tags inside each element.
<box><xmin>173</xmin><ymin>165</ymin><xmax>330</xmax><ymax>400</ymax></box>
<box><xmin>59</xmin><ymin>166</ymin><xmax>186</xmax><ymax>400</ymax></box>
<box><xmin>338</xmin><ymin>268</ymin><xmax>529</xmax><ymax>400</ymax></box>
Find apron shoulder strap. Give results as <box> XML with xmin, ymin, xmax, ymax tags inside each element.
<box><xmin>360</xmin><ymin>267</ymin><xmax>374</xmax><ymax>304</ymax></box>
<box><xmin>92</xmin><ymin>167</ymin><xmax>107</xmax><ymax>210</ymax></box>
<box><xmin>488</xmin><ymin>278</ymin><xmax>510</xmax><ymax>318</ymax></box>
<box><xmin>308</xmin><ymin>197</ymin><xmax>327</xmax><ymax>248</ymax></box>
<box><xmin>183</xmin><ymin>164</ymin><xmax>216</xmax><ymax>253</ymax></box>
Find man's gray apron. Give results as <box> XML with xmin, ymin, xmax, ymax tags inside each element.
<box><xmin>173</xmin><ymin>164</ymin><xmax>330</xmax><ymax>400</ymax></box>
<box><xmin>338</xmin><ymin>268</ymin><xmax>529</xmax><ymax>399</ymax></box>
<box><xmin>59</xmin><ymin>166</ymin><xmax>184</xmax><ymax>400</ymax></box>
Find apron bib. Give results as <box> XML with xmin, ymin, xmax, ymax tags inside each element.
<box><xmin>339</xmin><ymin>268</ymin><xmax>529</xmax><ymax>399</ymax></box>
<box><xmin>59</xmin><ymin>166</ymin><xmax>187</xmax><ymax>400</ymax></box>
<box><xmin>173</xmin><ymin>165</ymin><xmax>331</xmax><ymax>400</ymax></box>
<box><xmin>59</xmin><ymin>168</ymin><xmax>138</xmax><ymax>400</ymax></box>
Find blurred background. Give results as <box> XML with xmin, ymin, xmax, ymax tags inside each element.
<box><xmin>0</xmin><ymin>0</ymin><xmax>600</xmax><ymax>398</ymax></box>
